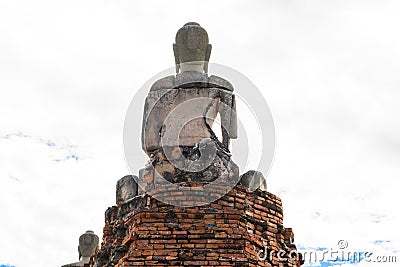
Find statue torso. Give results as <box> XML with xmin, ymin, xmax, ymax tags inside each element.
<box><xmin>142</xmin><ymin>72</ymin><xmax>235</xmax><ymax>153</ymax></box>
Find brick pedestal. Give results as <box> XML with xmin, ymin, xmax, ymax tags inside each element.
<box><xmin>88</xmin><ymin>185</ymin><xmax>303</xmax><ymax>267</ymax></box>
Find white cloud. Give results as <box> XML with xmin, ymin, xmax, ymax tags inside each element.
<box><xmin>1</xmin><ymin>1</ymin><xmax>400</xmax><ymax>266</ymax></box>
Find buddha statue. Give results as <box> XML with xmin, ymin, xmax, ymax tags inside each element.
<box><xmin>139</xmin><ymin>22</ymin><xmax>239</xmax><ymax>191</ymax></box>
<box><xmin>62</xmin><ymin>230</ymin><xmax>99</xmax><ymax>267</ymax></box>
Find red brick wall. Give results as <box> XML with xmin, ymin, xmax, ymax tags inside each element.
<box><xmin>88</xmin><ymin>185</ymin><xmax>303</xmax><ymax>267</ymax></box>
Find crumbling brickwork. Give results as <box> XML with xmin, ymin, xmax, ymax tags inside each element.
<box><xmin>88</xmin><ymin>185</ymin><xmax>302</xmax><ymax>267</ymax></box>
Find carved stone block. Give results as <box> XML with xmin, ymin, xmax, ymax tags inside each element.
<box><xmin>239</xmin><ymin>170</ymin><xmax>267</xmax><ymax>191</ymax></box>
<box><xmin>116</xmin><ymin>175</ymin><xmax>139</xmax><ymax>205</ymax></box>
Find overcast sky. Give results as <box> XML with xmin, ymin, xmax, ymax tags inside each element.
<box><xmin>1</xmin><ymin>1</ymin><xmax>400</xmax><ymax>267</ymax></box>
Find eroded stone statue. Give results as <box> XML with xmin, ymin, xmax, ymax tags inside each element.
<box><xmin>139</xmin><ymin>22</ymin><xmax>239</xmax><ymax>192</ymax></box>
<box><xmin>78</xmin><ymin>230</ymin><xmax>99</xmax><ymax>261</ymax></box>
<box><xmin>239</xmin><ymin>170</ymin><xmax>267</xmax><ymax>192</ymax></box>
<box><xmin>62</xmin><ymin>230</ymin><xmax>99</xmax><ymax>267</ymax></box>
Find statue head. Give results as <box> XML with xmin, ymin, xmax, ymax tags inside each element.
<box><xmin>78</xmin><ymin>230</ymin><xmax>99</xmax><ymax>260</ymax></box>
<box><xmin>173</xmin><ymin>22</ymin><xmax>212</xmax><ymax>73</ymax></box>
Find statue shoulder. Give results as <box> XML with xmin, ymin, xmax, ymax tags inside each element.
<box><xmin>149</xmin><ymin>75</ymin><xmax>234</xmax><ymax>91</ymax></box>
<box><xmin>208</xmin><ymin>75</ymin><xmax>234</xmax><ymax>91</ymax></box>
<box><xmin>150</xmin><ymin>75</ymin><xmax>176</xmax><ymax>91</ymax></box>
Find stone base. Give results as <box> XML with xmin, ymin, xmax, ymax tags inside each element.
<box><xmin>138</xmin><ymin>145</ymin><xmax>239</xmax><ymax>196</ymax></box>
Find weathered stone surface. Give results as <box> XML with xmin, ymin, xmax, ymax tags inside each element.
<box><xmin>116</xmin><ymin>175</ymin><xmax>139</xmax><ymax>205</ymax></box>
<box><xmin>62</xmin><ymin>230</ymin><xmax>99</xmax><ymax>267</ymax></box>
<box><xmin>139</xmin><ymin>22</ymin><xmax>239</xmax><ymax>192</ymax></box>
<box><xmin>142</xmin><ymin>22</ymin><xmax>237</xmax><ymax>158</ymax></box>
<box><xmin>173</xmin><ymin>22</ymin><xmax>211</xmax><ymax>73</ymax></box>
<box><xmin>138</xmin><ymin>144</ymin><xmax>240</xmax><ymax>199</ymax></box>
<box><xmin>142</xmin><ymin>86</ymin><xmax>236</xmax><ymax>153</ymax></box>
<box><xmin>240</xmin><ymin>170</ymin><xmax>267</xmax><ymax>192</ymax></box>
<box><xmin>79</xmin><ymin>231</ymin><xmax>99</xmax><ymax>259</ymax></box>
<box><xmin>208</xmin><ymin>75</ymin><xmax>234</xmax><ymax>91</ymax></box>
<box><xmin>149</xmin><ymin>73</ymin><xmax>234</xmax><ymax>92</ymax></box>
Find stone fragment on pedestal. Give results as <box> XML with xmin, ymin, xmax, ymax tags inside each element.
<box><xmin>62</xmin><ymin>230</ymin><xmax>99</xmax><ymax>267</ymax></box>
<box><xmin>116</xmin><ymin>175</ymin><xmax>139</xmax><ymax>205</ymax></box>
<box><xmin>240</xmin><ymin>170</ymin><xmax>267</xmax><ymax>191</ymax></box>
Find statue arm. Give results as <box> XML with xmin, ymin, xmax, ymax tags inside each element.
<box><xmin>219</xmin><ymin>91</ymin><xmax>237</xmax><ymax>149</ymax></box>
<box><xmin>141</xmin><ymin>76</ymin><xmax>175</xmax><ymax>154</ymax></box>
<box><xmin>208</xmin><ymin>75</ymin><xmax>237</xmax><ymax>149</ymax></box>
